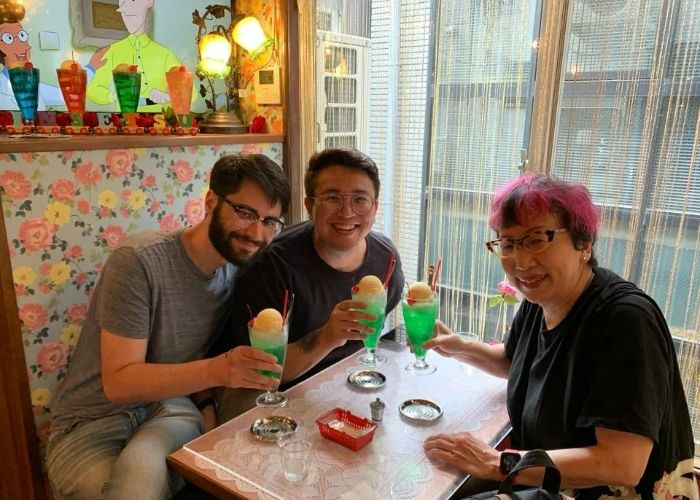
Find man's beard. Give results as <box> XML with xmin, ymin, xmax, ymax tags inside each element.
<box><xmin>208</xmin><ymin>202</ymin><xmax>265</xmax><ymax>266</ymax></box>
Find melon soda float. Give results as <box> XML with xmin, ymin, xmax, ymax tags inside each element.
<box><xmin>248</xmin><ymin>307</ymin><xmax>289</xmax><ymax>407</ymax></box>
<box><xmin>402</xmin><ymin>280</ymin><xmax>439</xmax><ymax>375</ymax></box>
<box><xmin>351</xmin><ymin>275</ymin><xmax>388</xmax><ymax>366</ymax></box>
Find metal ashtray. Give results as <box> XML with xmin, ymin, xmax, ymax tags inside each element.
<box><xmin>250</xmin><ymin>416</ymin><xmax>298</xmax><ymax>442</ymax></box>
<box><xmin>347</xmin><ymin>370</ymin><xmax>386</xmax><ymax>389</ymax></box>
<box><xmin>399</xmin><ymin>399</ymin><xmax>443</xmax><ymax>421</ymax></box>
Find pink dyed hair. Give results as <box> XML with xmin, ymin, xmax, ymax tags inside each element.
<box><xmin>488</xmin><ymin>173</ymin><xmax>599</xmax><ymax>249</ymax></box>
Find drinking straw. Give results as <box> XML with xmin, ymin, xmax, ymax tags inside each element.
<box><xmin>430</xmin><ymin>258</ymin><xmax>442</xmax><ymax>291</ymax></box>
<box><xmin>246</xmin><ymin>304</ymin><xmax>254</xmax><ymax>319</ymax></box>
<box><xmin>282</xmin><ymin>289</ymin><xmax>289</xmax><ymax>321</ymax></box>
<box><xmin>383</xmin><ymin>252</ymin><xmax>396</xmax><ymax>289</ymax></box>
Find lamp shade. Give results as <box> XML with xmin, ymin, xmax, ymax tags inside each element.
<box><xmin>199</xmin><ymin>33</ymin><xmax>232</xmax><ymax>77</ymax></box>
<box><xmin>232</xmin><ymin>16</ymin><xmax>267</xmax><ymax>53</ymax></box>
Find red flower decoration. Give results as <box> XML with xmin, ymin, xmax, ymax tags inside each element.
<box><xmin>0</xmin><ymin>111</ymin><xmax>14</xmax><ymax>126</ymax></box>
<box><xmin>135</xmin><ymin>114</ymin><xmax>155</xmax><ymax>128</ymax></box>
<box><xmin>83</xmin><ymin>112</ymin><xmax>99</xmax><ymax>128</ymax></box>
<box><xmin>248</xmin><ymin>115</ymin><xmax>266</xmax><ymax>133</ymax></box>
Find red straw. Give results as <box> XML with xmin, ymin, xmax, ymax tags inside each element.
<box><xmin>383</xmin><ymin>252</ymin><xmax>396</xmax><ymax>289</ymax></box>
<box><xmin>430</xmin><ymin>258</ymin><xmax>442</xmax><ymax>291</ymax></box>
<box><xmin>281</xmin><ymin>289</ymin><xmax>289</xmax><ymax>321</ymax></box>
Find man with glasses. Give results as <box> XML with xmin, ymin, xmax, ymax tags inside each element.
<box><xmin>215</xmin><ymin>148</ymin><xmax>404</xmax><ymax>418</ymax></box>
<box><xmin>47</xmin><ymin>154</ymin><xmax>290</xmax><ymax>500</ymax></box>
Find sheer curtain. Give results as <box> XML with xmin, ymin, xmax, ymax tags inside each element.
<box><xmin>312</xmin><ymin>0</ymin><xmax>699</xmax><ymax>452</ymax></box>
<box><xmin>550</xmin><ymin>0</ymin><xmax>700</xmax><ymax>453</ymax></box>
<box><xmin>424</xmin><ymin>1</ymin><xmax>539</xmax><ymax>338</ymax></box>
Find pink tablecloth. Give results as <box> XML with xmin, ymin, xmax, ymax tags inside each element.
<box><xmin>182</xmin><ymin>341</ymin><xmax>509</xmax><ymax>499</ymax></box>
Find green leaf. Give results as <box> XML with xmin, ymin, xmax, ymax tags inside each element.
<box><xmin>503</xmin><ymin>295</ymin><xmax>520</xmax><ymax>305</ymax></box>
<box><xmin>488</xmin><ymin>295</ymin><xmax>502</xmax><ymax>308</ymax></box>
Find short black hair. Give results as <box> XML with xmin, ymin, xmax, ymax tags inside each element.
<box><xmin>209</xmin><ymin>154</ymin><xmax>290</xmax><ymax>215</ymax></box>
<box><xmin>304</xmin><ymin>148</ymin><xmax>380</xmax><ymax>198</ymax></box>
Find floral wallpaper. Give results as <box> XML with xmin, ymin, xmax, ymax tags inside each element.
<box><xmin>239</xmin><ymin>0</ymin><xmax>284</xmax><ymax>133</ymax></box>
<box><xmin>0</xmin><ymin>142</ymin><xmax>283</xmax><ymax>453</ymax></box>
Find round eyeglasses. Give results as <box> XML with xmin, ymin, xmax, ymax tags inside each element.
<box><xmin>216</xmin><ymin>194</ymin><xmax>284</xmax><ymax>235</ymax></box>
<box><xmin>486</xmin><ymin>228</ymin><xmax>568</xmax><ymax>257</ymax></box>
<box><xmin>311</xmin><ymin>192</ymin><xmax>375</xmax><ymax>215</ymax></box>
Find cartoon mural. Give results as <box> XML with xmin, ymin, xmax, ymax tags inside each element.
<box><xmin>0</xmin><ymin>2</ymin><xmax>89</xmax><ymax>111</ymax></box>
<box><xmin>87</xmin><ymin>0</ymin><xmax>186</xmax><ymax>112</ymax></box>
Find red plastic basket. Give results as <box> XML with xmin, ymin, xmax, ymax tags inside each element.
<box><xmin>316</xmin><ymin>407</ymin><xmax>378</xmax><ymax>451</ymax></box>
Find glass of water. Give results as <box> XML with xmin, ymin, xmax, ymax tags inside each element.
<box><xmin>278</xmin><ymin>433</ymin><xmax>311</xmax><ymax>482</ymax></box>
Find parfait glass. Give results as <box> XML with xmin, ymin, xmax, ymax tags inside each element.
<box><xmin>248</xmin><ymin>320</ymin><xmax>289</xmax><ymax>407</ymax></box>
<box><xmin>56</xmin><ymin>65</ymin><xmax>87</xmax><ymax>114</ymax></box>
<box><xmin>112</xmin><ymin>69</ymin><xmax>141</xmax><ymax>112</ymax></box>
<box><xmin>9</xmin><ymin>65</ymin><xmax>39</xmax><ymax>126</ymax></box>
<box><xmin>351</xmin><ymin>287</ymin><xmax>387</xmax><ymax>366</ymax></box>
<box><xmin>401</xmin><ymin>291</ymin><xmax>438</xmax><ymax>375</ymax></box>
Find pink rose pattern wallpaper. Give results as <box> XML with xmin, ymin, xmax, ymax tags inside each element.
<box><xmin>0</xmin><ymin>142</ymin><xmax>282</xmax><ymax>450</ymax></box>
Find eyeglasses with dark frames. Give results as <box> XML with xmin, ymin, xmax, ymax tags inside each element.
<box><xmin>486</xmin><ymin>228</ymin><xmax>568</xmax><ymax>257</ymax></box>
<box><xmin>311</xmin><ymin>192</ymin><xmax>376</xmax><ymax>215</ymax></box>
<box><xmin>216</xmin><ymin>194</ymin><xmax>285</xmax><ymax>235</ymax></box>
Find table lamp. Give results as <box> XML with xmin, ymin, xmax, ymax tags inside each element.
<box><xmin>193</xmin><ymin>5</ymin><xmax>270</xmax><ymax>134</ymax></box>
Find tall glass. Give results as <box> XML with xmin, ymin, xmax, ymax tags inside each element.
<box><xmin>8</xmin><ymin>66</ymin><xmax>39</xmax><ymax>124</ymax></box>
<box><xmin>248</xmin><ymin>321</ymin><xmax>288</xmax><ymax>407</ymax></box>
<box><xmin>402</xmin><ymin>291</ymin><xmax>438</xmax><ymax>375</ymax></box>
<box><xmin>112</xmin><ymin>70</ymin><xmax>141</xmax><ymax>112</ymax></box>
<box><xmin>56</xmin><ymin>66</ymin><xmax>87</xmax><ymax>114</ymax></box>
<box><xmin>351</xmin><ymin>288</ymin><xmax>387</xmax><ymax>366</ymax></box>
<box><xmin>165</xmin><ymin>66</ymin><xmax>193</xmax><ymax>118</ymax></box>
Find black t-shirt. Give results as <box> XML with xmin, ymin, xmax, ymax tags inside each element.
<box><xmin>505</xmin><ymin>267</ymin><xmax>694</xmax><ymax>499</ymax></box>
<box><xmin>215</xmin><ymin>221</ymin><xmax>404</xmax><ymax>385</ymax></box>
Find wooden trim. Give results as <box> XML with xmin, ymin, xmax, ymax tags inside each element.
<box><xmin>282</xmin><ymin>0</ymin><xmax>301</xmax><ymax>224</ymax></box>
<box><xmin>0</xmin><ymin>134</ymin><xmax>284</xmax><ymax>154</ymax></box>
<box><xmin>0</xmin><ymin>197</ymin><xmax>46</xmax><ymax>500</ymax></box>
<box><xmin>527</xmin><ymin>0</ymin><xmax>570</xmax><ymax>173</ymax></box>
<box><xmin>282</xmin><ymin>0</ymin><xmax>315</xmax><ymax>224</ymax></box>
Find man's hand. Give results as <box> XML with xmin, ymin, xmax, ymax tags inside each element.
<box><xmin>424</xmin><ymin>431</ymin><xmax>501</xmax><ymax>480</ymax></box>
<box><xmin>422</xmin><ymin>320</ymin><xmax>467</xmax><ymax>358</ymax></box>
<box><xmin>214</xmin><ymin>346</ymin><xmax>284</xmax><ymax>390</ymax></box>
<box><xmin>320</xmin><ymin>299</ymin><xmax>376</xmax><ymax>349</ymax></box>
<box><xmin>88</xmin><ymin>45</ymin><xmax>109</xmax><ymax>70</ymax></box>
<box><xmin>200</xmin><ymin>404</ymin><xmax>217</xmax><ymax>432</ymax></box>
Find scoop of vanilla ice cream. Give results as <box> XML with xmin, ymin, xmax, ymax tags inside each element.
<box><xmin>357</xmin><ymin>275</ymin><xmax>384</xmax><ymax>294</ymax></box>
<box><xmin>253</xmin><ymin>308</ymin><xmax>284</xmax><ymax>333</ymax></box>
<box><xmin>408</xmin><ymin>282</ymin><xmax>433</xmax><ymax>300</ymax></box>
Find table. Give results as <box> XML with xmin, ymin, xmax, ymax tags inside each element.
<box><xmin>168</xmin><ymin>341</ymin><xmax>510</xmax><ymax>499</ymax></box>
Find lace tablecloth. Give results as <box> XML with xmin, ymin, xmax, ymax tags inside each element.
<box><xmin>178</xmin><ymin>341</ymin><xmax>509</xmax><ymax>499</ymax></box>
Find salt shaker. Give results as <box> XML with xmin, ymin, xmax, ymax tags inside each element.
<box><xmin>370</xmin><ymin>397</ymin><xmax>385</xmax><ymax>421</ymax></box>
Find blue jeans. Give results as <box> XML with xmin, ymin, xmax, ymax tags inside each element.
<box><xmin>46</xmin><ymin>397</ymin><xmax>203</xmax><ymax>500</ymax></box>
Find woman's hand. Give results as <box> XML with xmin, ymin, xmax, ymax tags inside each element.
<box><xmin>423</xmin><ymin>320</ymin><xmax>468</xmax><ymax>358</ymax></box>
<box><xmin>424</xmin><ymin>431</ymin><xmax>501</xmax><ymax>480</ymax></box>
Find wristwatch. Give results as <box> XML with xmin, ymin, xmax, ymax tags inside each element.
<box><xmin>499</xmin><ymin>450</ymin><xmax>522</xmax><ymax>475</ymax></box>
<box><xmin>195</xmin><ymin>396</ymin><xmax>219</xmax><ymax>412</ymax></box>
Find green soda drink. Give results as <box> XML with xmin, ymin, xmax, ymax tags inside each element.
<box><xmin>112</xmin><ymin>65</ymin><xmax>142</xmax><ymax>113</ymax></box>
<box><xmin>248</xmin><ymin>309</ymin><xmax>289</xmax><ymax>407</ymax></box>
<box><xmin>402</xmin><ymin>284</ymin><xmax>438</xmax><ymax>375</ymax></box>
<box><xmin>352</xmin><ymin>275</ymin><xmax>387</xmax><ymax>366</ymax></box>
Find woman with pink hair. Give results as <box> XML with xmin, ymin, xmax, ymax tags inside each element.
<box><xmin>423</xmin><ymin>173</ymin><xmax>696</xmax><ymax>500</ymax></box>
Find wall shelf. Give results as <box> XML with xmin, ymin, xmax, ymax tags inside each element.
<box><xmin>0</xmin><ymin>133</ymin><xmax>284</xmax><ymax>154</ymax></box>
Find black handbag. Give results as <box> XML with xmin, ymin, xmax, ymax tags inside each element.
<box><xmin>466</xmin><ymin>450</ymin><xmax>565</xmax><ymax>500</ymax></box>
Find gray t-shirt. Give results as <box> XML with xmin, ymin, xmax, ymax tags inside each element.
<box><xmin>50</xmin><ymin>230</ymin><xmax>236</xmax><ymax>435</ymax></box>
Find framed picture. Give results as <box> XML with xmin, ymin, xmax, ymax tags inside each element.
<box><xmin>69</xmin><ymin>0</ymin><xmax>153</xmax><ymax>48</ymax></box>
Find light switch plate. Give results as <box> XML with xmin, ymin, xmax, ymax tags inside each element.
<box><xmin>39</xmin><ymin>31</ymin><xmax>60</xmax><ymax>50</ymax></box>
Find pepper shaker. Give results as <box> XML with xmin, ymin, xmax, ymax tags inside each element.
<box><xmin>370</xmin><ymin>397</ymin><xmax>385</xmax><ymax>421</ymax></box>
